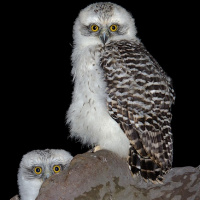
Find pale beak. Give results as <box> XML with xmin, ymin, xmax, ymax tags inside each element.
<box><xmin>43</xmin><ymin>172</ymin><xmax>51</xmax><ymax>181</ymax></box>
<box><xmin>99</xmin><ymin>30</ymin><xmax>109</xmax><ymax>45</ymax></box>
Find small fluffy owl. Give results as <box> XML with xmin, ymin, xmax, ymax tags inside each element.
<box><xmin>67</xmin><ymin>2</ymin><xmax>175</xmax><ymax>182</ymax></box>
<box><xmin>17</xmin><ymin>149</ymin><xmax>73</xmax><ymax>200</ymax></box>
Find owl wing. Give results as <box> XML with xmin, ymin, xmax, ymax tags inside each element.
<box><xmin>101</xmin><ymin>40</ymin><xmax>175</xmax><ymax>181</ymax></box>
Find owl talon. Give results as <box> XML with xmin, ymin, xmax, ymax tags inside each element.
<box><xmin>92</xmin><ymin>145</ymin><xmax>102</xmax><ymax>153</ymax></box>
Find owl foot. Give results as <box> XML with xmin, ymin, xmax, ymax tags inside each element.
<box><xmin>94</xmin><ymin>145</ymin><xmax>102</xmax><ymax>152</ymax></box>
<box><xmin>89</xmin><ymin>145</ymin><xmax>102</xmax><ymax>153</ymax></box>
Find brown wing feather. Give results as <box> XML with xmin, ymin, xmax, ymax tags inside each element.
<box><xmin>100</xmin><ymin>39</ymin><xmax>175</xmax><ymax>181</ymax></box>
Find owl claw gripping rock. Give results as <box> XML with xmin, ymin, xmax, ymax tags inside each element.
<box><xmin>17</xmin><ymin>149</ymin><xmax>73</xmax><ymax>200</ymax></box>
<box><xmin>66</xmin><ymin>2</ymin><xmax>175</xmax><ymax>182</ymax></box>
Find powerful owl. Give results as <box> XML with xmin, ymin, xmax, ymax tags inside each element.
<box><xmin>17</xmin><ymin>149</ymin><xmax>73</xmax><ymax>200</ymax></box>
<box><xmin>67</xmin><ymin>2</ymin><xmax>175</xmax><ymax>182</ymax></box>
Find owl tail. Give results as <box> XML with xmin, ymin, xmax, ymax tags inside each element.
<box><xmin>128</xmin><ymin>145</ymin><xmax>164</xmax><ymax>182</ymax></box>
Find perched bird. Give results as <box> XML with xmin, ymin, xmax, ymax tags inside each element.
<box><xmin>67</xmin><ymin>2</ymin><xmax>175</xmax><ymax>182</ymax></box>
<box><xmin>17</xmin><ymin>149</ymin><xmax>73</xmax><ymax>200</ymax></box>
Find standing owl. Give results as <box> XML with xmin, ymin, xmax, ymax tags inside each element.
<box><xmin>67</xmin><ymin>2</ymin><xmax>175</xmax><ymax>182</ymax></box>
<box><xmin>17</xmin><ymin>149</ymin><xmax>73</xmax><ymax>200</ymax></box>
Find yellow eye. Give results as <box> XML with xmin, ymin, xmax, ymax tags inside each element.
<box><xmin>34</xmin><ymin>166</ymin><xmax>42</xmax><ymax>175</ymax></box>
<box><xmin>110</xmin><ymin>24</ymin><xmax>118</xmax><ymax>32</ymax></box>
<box><xmin>91</xmin><ymin>24</ymin><xmax>99</xmax><ymax>32</ymax></box>
<box><xmin>53</xmin><ymin>165</ymin><xmax>61</xmax><ymax>173</ymax></box>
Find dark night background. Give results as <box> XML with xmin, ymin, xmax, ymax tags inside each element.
<box><xmin>5</xmin><ymin>1</ymin><xmax>199</xmax><ymax>199</ymax></box>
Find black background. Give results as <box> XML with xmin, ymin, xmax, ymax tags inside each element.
<box><xmin>5</xmin><ymin>1</ymin><xmax>199</xmax><ymax>199</ymax></box>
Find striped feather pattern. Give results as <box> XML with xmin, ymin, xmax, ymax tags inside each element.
<box><xmin>100</xmin><ymin>39</ymin><xmax>175</xmax><ymax>181</ymax></box>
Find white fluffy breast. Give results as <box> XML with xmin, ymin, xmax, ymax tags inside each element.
<box><xmin>18</xmin><ymin>170</ymin><xmax>42</xmax><ymax>200</ymax></box>
<box><xmin>67</xmin><ymin>44</ymin><xmax>129</xmax><ymax>158</ymax></box>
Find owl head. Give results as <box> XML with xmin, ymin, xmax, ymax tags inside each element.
<box><xmin>18</xmin><ymin>149</ymin><xmax>72</xmax><ymax>181</ymax></box>
<box><xmin>73</xmin><ymin>2</ymin><xmax>137</xmax><ymax>47</ymax></box>
<box><xmin>18</xmin><ymin>149</ymin><xmax>73</xmax><ymax>200</ymax></box>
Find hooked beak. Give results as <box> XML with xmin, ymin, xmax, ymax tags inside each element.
<box><xmin>99</xmin><ymin>31</ymin><xmax>109</xmax><ymax>45</ymax></box>
<box><xmin>43</xmin><ymin>172</ymin><xmax>51</xmax><ymax>181</ymax></box>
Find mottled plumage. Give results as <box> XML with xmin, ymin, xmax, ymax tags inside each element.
<box><xmin>101</xmin><ymin>39</ymin><xmax>175</xmax><ymax>181</ymax></box>
<box><xmin>67</xmin><ymin>2</ymin><xmax>175</xmax><ymax>182</ymax></box>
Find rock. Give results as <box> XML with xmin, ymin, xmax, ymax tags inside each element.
<box><xmin>34</xmin><ymin>150</ymin><xmax>200</xmax><ymax>200</ymax></box>
<box><xmin>10</xmin><ymin>195</ymin><xmax>19</xmax><ymax>200</ymax></box>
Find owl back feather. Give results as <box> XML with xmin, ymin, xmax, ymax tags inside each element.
<box><xmin>100</xmin><ymin>39</ymin><xmax>175</xmax><ymax>182</ymax></box>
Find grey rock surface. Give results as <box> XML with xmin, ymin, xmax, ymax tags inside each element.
<box><xmin>10</xmin><ymin>195</ymin><xmax>19</xmax><ymax>200</ymax></box>
<box><xmin>12</xmin><ymin>150</ymin><xmax>200</xmax><ymax>200</ymax></box>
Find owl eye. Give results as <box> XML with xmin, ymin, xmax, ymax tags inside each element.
<box><xmin>91</xmin><ymin>24</ymin><xmax>99</xmax><ymax>32</ymax></box>
<box><xmin>110</xmin><ymin>24</ymin><xmax>118</xmax><ymax>32</ymax></box>
<box><xmin>34</xmin><ymin>166</ymin><xmax>42</xmax><ymax>175</ymax></box>
<box><xmin>53</xmin><ymin>165</ymin><xmax>61</xmax><ymax>173</ymax></box>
